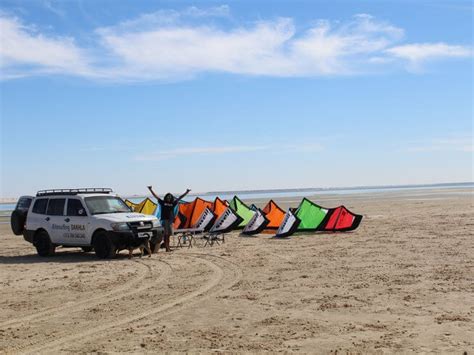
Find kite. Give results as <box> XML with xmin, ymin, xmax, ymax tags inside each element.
<box><xmin>229</xmin><ymin>196</ymin><xmax>256</xmax><ymax>228</ymax></box>
<box><xmin>295</xmin><ymin>198</ymin><xmax>329</xmax><ymax>231</ymax></box>
<box><xmin>209</xmin><ymin>207</ymin><xmax>243</xmax><ymax>234</ymax></box>
<box><xmin>242</xmin><ymin>209</ymin><xmax>270</xmax><ymax>235</ymax></box>
<box><xmin>212</xmin><ymin>197</ymin><xmax>229</xmax><ymax>219</ymax></box>
<box><xmin>318</xmin><ymin>206</ymin><xmax>363</xmax><ymax>232</ymax></box>
<box><xmin>125</xmin><ymin>198</ymin><xmax>157</xmax><ymax>215</ymax></box>
<box><xmin>262</xmin><ymin>200</ymin><xmax>286</xmax><ymax>229</ymax></box>
<box><xmin>173</xmin><ymin>198</ymin><xmax>214</xmax><ymax>229</ymax></box>
<box><xmin>274</xmin><ymin>209</ymin><xmax>301</xmax><ymax>238</ymax></box>
<box><xmin>193</xmin><ymin>207</ymin><xmax>216</xmax><ymax>231</ymax></box>
<box><xmin>125</xmin><ymin>199</ymin><xmax>137</xmax><ymax>210</ymax></box>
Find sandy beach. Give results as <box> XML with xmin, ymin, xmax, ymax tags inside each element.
<box><xmin>0</xmin><ymin>188</ymin><xmax>472</xmax><ymax>353</ymax></box>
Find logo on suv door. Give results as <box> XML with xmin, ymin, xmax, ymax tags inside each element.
<box><xmin>71</xmin><ymin>224</ymin><xmax>86</xmax><ymax>231</ymax></box>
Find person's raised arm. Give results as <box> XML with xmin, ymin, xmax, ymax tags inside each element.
<box><xmin>177</xmin><ymin>188</ymin><xmax>191</xmax><ymax>202</ymax></box>
<box><xmin>147</xmin><ymin>186</ymin><xmax>161</xmax><ymax>201</ymax></box>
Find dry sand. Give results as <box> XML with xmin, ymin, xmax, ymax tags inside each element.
<box><xmin>0</xmin><ymin>188</ymin><xmax>472</xmax><ymax>353</ymax></box>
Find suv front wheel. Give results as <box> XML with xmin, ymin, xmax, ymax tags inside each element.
<box><xmin>93</xmin><ymin>231</ymin><xmax>116</xmax><ymax>259</ymax></box>
<box><xmin>35</xmin><ymin>230</ymin><xmax>55</xmax><ymax>257</ymax></box>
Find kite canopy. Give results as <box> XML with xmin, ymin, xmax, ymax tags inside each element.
<box><xmin>295</xmin><ymin>198</ymin><xmax>329</xmax><ymax>231</ymax></box>
<box><xmin>125</xmin><ymin>199</ymin><xmax>137</xmax><ymax>210</ymax></box>
<box><xmin>274</xmin><ymin>209</ymin><xmax>301</xmax><ymax>238</ymax></box>
<box><xmin>193</xmin><ymin>207</ymin><xmax>216</xmax><ymax>231</ymax></box>
<box><xmin>229</xmin><ymin>196</ymin><xmax>256</xmax><ymax>228</ymax></box>
<box><xmin>169</xmin><ymin>201</ymin><xmax>188</xmax><ymax>228</ymax></box>
<box><xmin>209</xmin><ymin>207</ymin><xmax>243</xmax><ymax>234</ymax></box>
<box><xmin>189</xmin><ymin>198</ymin><xmax>214</xmax><ymax>228</ymax></box>
<box><xmin>173</xmin><ymin>198</ymin><xmax>214</xmax><ymax>229</ymax></box>
<box><xmin>141</xmin><ymin>198</ymin><xmax>158</xmax><ymax>215</ymax></box>
<box><xmin>242</xmin><ymin>209</ymin><xmax>269</xmax><ymax>235</ymax></box>
<box><xmin>262</xmin><ymin>200</ymin><xmax>286</xmax><ymax>229</ymax></box>
<box><xmin>125</xmin><ymin>198</ymin><xmax>157</xmax><ymax>215</ymax></box>
<box><xmin>318</xmin><ymin>206</ymin><xmax>363</xmax><ymax>232</ymax></box>
<box><xmin>212</xmin><ymin>197</ymin><xmax>229</xmax><ymax>219</ymax></box>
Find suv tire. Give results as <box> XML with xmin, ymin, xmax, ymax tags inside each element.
<box><xmin>35</xmin><ymin>231</ymin><xmax>55</xmax><ymax>257</ymax></box>
<box><xmin>93</xmin><ymin>231</ymin><xmax>115</xmax><ymax>259</ymax></box>
<box><xmin>11</xmin><ymin>209</ymin><xmax>27</xmax><ymax>236</ymax></box>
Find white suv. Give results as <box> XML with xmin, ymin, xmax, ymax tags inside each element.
<box><xmin>11</xmin><ymin>188</ymin><xmax>163</xmax><ymax>258</ymax></box>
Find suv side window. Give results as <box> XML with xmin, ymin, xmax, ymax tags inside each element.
<box><xmin>32</xmin><ymin>198</ymin><xmax>49</xmax><ymax>214</ymax></box>
<box><xmin>46</xmin><ymin>198</ymin><xmax>66</xmax><ymax>216</ymax></box>
<box><xmin>67</xmin><ymin>199</ymin><xmax>87</xmax><ymax>217</ymax></box>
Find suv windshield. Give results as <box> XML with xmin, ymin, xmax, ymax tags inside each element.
<box><xmin>85</xmin><ymin>196</ymin><xmax>131</xmax><ymax>215</ymax></box>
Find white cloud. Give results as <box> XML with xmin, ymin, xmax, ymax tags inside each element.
<box><xmin>284</xmin><ymin>143</ymin><xmax>324</xmax><ymax>153</ymax></box>
<box><xmin>0</xmin><ymin>9</ymin><xmax>472</xmax><ymax>81</ymax></box>
<box><xmin>135</xmin><ymin>142</ymin><xmax>325</xmax><ymax>161</ymax></box>
<box><xmin>42</xmin><ymin>0</ymin><xmax>66</xmax><ymax>18</ymax></box>
<box><xmin>403</xmin><ymin>135</ymin><xmax>474</xmax><ymax>153</ymax></box>
<box><xmin>96</xmin><ymin>13</ymin><xmax>406</xmax><ymax>79</ymax></box>
<box><xmin>108</xmin><ymin>5</ymin><xmax>230</xmax><ymax>33</ymax></box>
<box><xmin>97</xmin><ymin>17</ymin><xmax>296</xmax><ymax>79</ymax></box>
<box><xmin>386</xmin><ymin>43</ymin><xmax>472</xmax><ymax>63</ymax></box>
<box><xmin>183</xmin><ymin>5</ymin><xmax>230</xmax><ymax>18</ymax></box>
<box><xmin>135</xmin><ymin>145</ymin><xmax>268</xmax><ymax>161</ymax></box>
<box><xmin>0</xmin><ymin>15</ymin><xmax>92</xmax><ymax>77</ymax></box>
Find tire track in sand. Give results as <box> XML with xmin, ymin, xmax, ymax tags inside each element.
<box><xmin>2</xmin><ymin>258</ymin><xmax>173</xmax><ymax>354</ymax></box>
<box><xmin>0</xmin><ymin>258</ymin><xmax>171</xmax><ymax>329</ymax></box>
<box><xmin>22</xmin><ymin>253</ymin><xmax>242</xmax><ymax>354</ymax></box>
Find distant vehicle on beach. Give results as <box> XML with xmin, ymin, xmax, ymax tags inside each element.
<box><xmin>10</xmin><ymin>188</ymin><xmax>163</xmax><ymax>258</ymax></box>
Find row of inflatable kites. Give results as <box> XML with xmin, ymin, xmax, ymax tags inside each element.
<box><xmin>125</xmin><ymin>196</ymin><xmax>363</xmax><ymax>238</ymax></box>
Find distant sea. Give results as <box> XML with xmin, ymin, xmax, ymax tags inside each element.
<box><xmin>192</xmin><ymin>182</ymin><xmax>474</xmax><ymax>202</ymax></box>
<box><xmin>1</xmin><ymin>182</ymin><xmax>473</xmax><ymax>216</ymax></box>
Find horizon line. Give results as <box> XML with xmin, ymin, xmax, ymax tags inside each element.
<box><xmin>1</xmin><ymin>181</ymin><xmax>472</xmax><ymax>202</ymax></box>
<box><xmin>122</xmin><ymin>181</ymin><xmax>473</xmax><ymax>199</ymax></box>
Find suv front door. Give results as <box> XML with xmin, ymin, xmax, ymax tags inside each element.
<box><xmin>61</xmin><ymin>198</ymin><xmax>89</xmax><ymax>245</ymax></box>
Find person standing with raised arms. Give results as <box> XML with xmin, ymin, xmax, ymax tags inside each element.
<box><xmin>147</xmin><ymin>186</ymin><xmax>191</xmax><ymax>252</ymax></box>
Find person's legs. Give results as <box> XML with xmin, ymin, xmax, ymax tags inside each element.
<box><xmin>163</xmin><ymin>220</ymin><xmax>172</xmax><ymax>252</ymax></box>
<box><xmin>164</xmin><ymin>233</ymin><xmax>170</xmax><ymax>252</ymax></box>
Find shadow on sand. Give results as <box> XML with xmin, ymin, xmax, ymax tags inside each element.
<box><xmin>0</xmin><ymin>249</ymin><xmax>141</xmax><ymax>265</ymax></box>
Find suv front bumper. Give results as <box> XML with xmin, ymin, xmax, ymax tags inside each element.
<box><xmin>106</xmin><ymin>227</ymin><xmax>164</xmax><ymax>249</ymax></box>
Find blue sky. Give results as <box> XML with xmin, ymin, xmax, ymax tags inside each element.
<box><xmin>0</xmin><ymin>0</ymin><xmax>472</xmax><ymax>198</ymax></box>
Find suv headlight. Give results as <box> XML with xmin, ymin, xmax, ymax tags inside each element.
<box><xmin>152</xmin><ymin>220</ymin><xmax>161</xmax><ymax>228</ymax></box>
<box><xmin>110</xmin><ymin>222</ymin><xmax>130</xmax><ymax>231</ymax></box>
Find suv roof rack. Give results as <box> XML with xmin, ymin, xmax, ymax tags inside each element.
<box><xmin>36</xmin><ymin>188</ymin><xmax>113</xmax><ymax>197</ymax></box>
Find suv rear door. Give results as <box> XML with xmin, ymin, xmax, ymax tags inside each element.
<box><xmin>10</xmin><ymin>196</ymin><xmax>34</xmax><ymax>235</ymax></box>
<box><xmin>45</xmin><ymin>198</ymin><xmax>67</xmax><ymax>244</ymax></box>
<box><xmin>16</xmin><ymin>196</ymin><xmax>34</xmax><ymax>211</ymax></box>
<box><xmin>26</xmin><ymin>197</ymin><xmax>49</xmax><ymax>232</ymax></box>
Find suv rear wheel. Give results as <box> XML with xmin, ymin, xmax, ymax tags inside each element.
<box><xmin>35</xmin><ymin>231</ymin><xmax>55</xmax><ymax>257</ymax></box>
<box><xmin>93</xmin><ymin>231</ymin><xmax>116</xmax><ymax>259</ymax></box>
